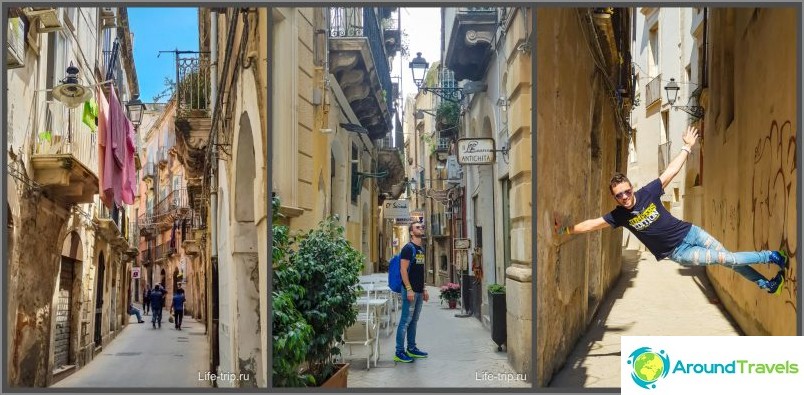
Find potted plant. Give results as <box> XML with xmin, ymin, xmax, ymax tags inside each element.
<box><xmin>435</xmin><ymin>100</ymin><xmax>460</xmax><ymax>136</ymax></box>
<box><xmin>272</xmin><ymin>196</ymin><xmax>315</xmax><ymax>387</ymax></box>
<box><xmin>287</xmin><ymin>217</ymin><xmax>364</xmax><ymax>387</ymax></box>
<box><xmin>439</xmin><ymin>282</ymin><xmax>461</xmax><ymax>309</ymax></box>
<box><xmin>487</xmin><ymin>283</ymin><xmax>507</xmax><ymax>351</ymax></box>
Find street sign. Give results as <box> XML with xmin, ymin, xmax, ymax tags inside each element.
<box><xmin>131</xmin><ymin>267</ymin><xmax>141</xmax><ymax>279</ymax></box>
<box><xmin>383</xmin><ymin>199</ymin><xmax>410</xmax><ymax>219</ymax></box>
<box><xmin>454</xmin><ymin>238</ymin><xmax>471</xmax><ymax>250</ymax></box>
<box><xmin>457</xmin><ymin>138</ymin><xmax>495</xmax><ymax>165</ymax></box>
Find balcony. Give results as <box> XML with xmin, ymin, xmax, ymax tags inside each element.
<box><xmin>328</xmin><ymin>7</ymin><xmax>396</xmax><ymax>140</ymax></box>
<box><xmin>125</xmin><ymin>223</ymin><xmax>140</xmax><ymax>261</ymax></box>
<box><xmin>445</xmin><ymin>8</ymin><xmax>498</xmax><ymax>81</ymax></box>
<box><xmin>30</xmin><ymin>101</ymin><xmax>99</xmax><ymax>205</ymax></box>
<box><xmin>140</xmin><ymin>248</ymin><xmax>153</xmax><ymax>266</ymax></box>
<box><xmin>154</xmin><ymin>241</ymin><xmax>177</xmax><ymax>263</ymax></box>
<box><xmin>173</xmin><ymin>52</ymin><xmax>211</xmax><ymax>180</ymax></box>
<box><xmin>434</xmin><ymin>137</ymin><xmax>451</xmax><ymax>153</ymax></box>
<box><xmin>142</xmin><ymin>161</ymin><xmax>155</xmax><ymax>182</ymax></box>
<box><xmin>155</xmin><ymin>187</ymin><xmax>191</xmax><ymax>222</ymax></box>
<box><xmin>645</xmin><ymin>74</ymin><xmax>662</xmax><ymax>108</ymax></box>
<box><xmin>95</xmin><ymin>201</ymin><xmax>126</xmax><ymax>247</ymax></box>
<box><xmin>138</xmin><ymin>212</ymin><xmax>158</xmax><ymax>238</ymax></box>
<box><xmin>181</xmin><ymin>224</ymin><xmax>204</xmax><ymax>256</ymax></box>
<box><xmin>430</xmin><ymin>213</ymin><xmax>449</xmax><ymax>238</ymax></box>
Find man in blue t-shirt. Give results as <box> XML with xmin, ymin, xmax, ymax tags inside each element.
<box><xmin>393</xmin><ymin>221</ymin><xmax>430</xmax><ymax>363</ymax></box>
<box><xmin>171</xmin><ymin>288</ymin><xmax>186</xmax><ymax>330</ymax></box>
<box><xmin>556</xmin><ymin>126</ymin><xmax>787</xmax><ymax>295</ymax></box>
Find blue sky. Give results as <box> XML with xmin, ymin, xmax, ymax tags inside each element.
<box><xmin>128</xmin><ymin>8</ymin><xmax>199</xmax><ymax>103</ymax></box>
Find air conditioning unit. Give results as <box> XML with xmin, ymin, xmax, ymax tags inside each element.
<box><xmin>23</xmin><ymin>7</ymin><xmax>65</xmax><ymax>33</ymax></box>
<box><xmin>7</xmin><ymin>17</ymin><xmax>25</xmax><ymax>69</ymax></box>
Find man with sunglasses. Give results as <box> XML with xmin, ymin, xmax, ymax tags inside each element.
<box><xmin>394</xmin><ymin>221</ymin><xmax>430</xmax><ymax>363</ymax></box>
<box><xmin>557</xmin><ymin>126</ymin><xmax>787</xmax><ymax>295</ymax></box>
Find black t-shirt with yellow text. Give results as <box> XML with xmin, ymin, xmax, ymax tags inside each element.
<box><xmin>400</xmin><ymin>242</ymin><xmax>425</xmax><ymax>293</ymax></box>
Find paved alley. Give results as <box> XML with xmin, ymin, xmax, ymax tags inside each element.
<box><xmin>345</xmin><ymin>286</ymin><xmax>531</xmax><ymax>388</ymax></box>
<box><xmin>548</xmin><ymin>249</ymin><xmax>742</xmax><ymax>388</ymax></box>
<box><xmin>52</xmin><ymin>311</ymin><xmax>210</xmax><ymax>388</ymax></box>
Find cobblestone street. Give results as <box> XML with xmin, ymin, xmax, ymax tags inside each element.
<box><xmin>345</xmin><ymin>286</ymin><xmax>531</xmax><ymax>388</ymax></box>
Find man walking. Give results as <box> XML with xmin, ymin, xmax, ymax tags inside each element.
<box><xmin>556</xmin><ymin>126</ymin><xmax>788</xmax><ymax>294</ymax></box>
<box><xmin>394</xmin><ymin>221</ymin><xmax>430</xmax><ymax>363</ymax></box>
<box><xmin>170</xmin><ymin>288</ymin><xmax>186</xmax><ymax>330</ymax></box>
<box><xmin>142</xmin><ymin>286</ymin><xmax>151</xmax><ymax>316</ymax></box>
<box><xmin>150</xmin><ymin>284</ymin><xmax>165</xmax><ymax>328</ymax></box>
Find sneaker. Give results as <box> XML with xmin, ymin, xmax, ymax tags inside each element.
<box><xmin>393</xmin><ymin>351</ymin><xmax>414</xmax><ymax>363</ymax></box>
<box><xmin>760</xmin><ymin>271</ymin><xmax>785</xmax><ymax>295</ymax></box>
<box><xmin>769</xmin><ymin>251</ymin><xmax>788</xmax><ymax>271</ymax></box>
<box><xmin>152</xmin><ymin>322</ymin><xmax>156</xmax><ymax>328</ymax></box>
<box><xmin>406</xmin><ymin>347</ymin><xmax>428</xmax><ymax>358</ymax></box>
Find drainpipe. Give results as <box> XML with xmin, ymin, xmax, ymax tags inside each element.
<box><xmin>209</xmin><ymin>9</ymin><xmax>220</xmax><ymax>383</ymax></box>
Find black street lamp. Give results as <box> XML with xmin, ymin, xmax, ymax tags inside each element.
<box><xmin>409</xmin><ymin>52</ymin><xmax>464</xmax><ymax>103</ymax></box>
<box><xmin>126</xmin><ymin>94</ymin><xmax>146</xmax><ymax>127</ymax></box>
<box><xmin>664</xmin><ymin>78</ymin><xmax>705</xmax><ymax>120</ymax></box>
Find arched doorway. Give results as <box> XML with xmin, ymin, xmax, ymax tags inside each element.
<box><xmin>54</xmin><ymin>231</ymin><xmax>82</xmax><ymax>370</ymax></box>
<box><xmin>94</xmin><ymin>252</ymin><xmax>105</xmax><ymax>347</ymax></box>
<box><xmin>232</xmin><ymin>111</ymin><xmax>261</xmax><ymax>385</ymax></box>
<box><xmin>160</xmin><ymin>268</ymin><xmax>166</xmax><ymax>289</ymax></box>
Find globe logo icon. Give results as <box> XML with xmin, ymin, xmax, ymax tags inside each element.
<box><xmin>626</xmin><ymin>347</ymin><xmax>670</xmax><ymax>389</ymax></box>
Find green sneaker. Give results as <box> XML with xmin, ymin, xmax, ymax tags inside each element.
<box><xmin>394</xmin><ymin>351</ymin><xmax>414</xmax><ymax>363</ymax></box>
<box><xmin>406</xmin><ymin>347</ymin><xmax>429</xmax><ymax>358</ymax></box>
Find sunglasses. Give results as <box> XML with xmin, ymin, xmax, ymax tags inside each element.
<box><xmin>614</xmin><ymin>189</ymin><xmax>633</xmax><ymax>200</ymax></box>
<box><xmin>412</xmin><ymin>225</ymin><xmax>424</xmax><ymax>229</ymax></box>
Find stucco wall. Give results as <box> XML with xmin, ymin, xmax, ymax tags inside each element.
<box><xmin>702</xmin><ymin>8</ymin><xmax>797</xmax><ymax>336</ymax></box>
<box><xmin>536</xmin><ymin>8</ymin><xmax>626</xmax><ymax>386</ymax></box>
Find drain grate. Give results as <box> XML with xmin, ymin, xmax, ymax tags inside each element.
<box><xmin>115</xmin><ymin>352</ymin><xmax>142</xmax><ymax>356</ymax></box>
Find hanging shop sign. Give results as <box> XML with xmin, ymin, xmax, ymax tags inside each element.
<box><xmin>457</xmin><ymin>138</ymin><xmax>495</xmax><ymax>165</ymax></box>
<box><xmin>383</xmin><ymin>199</ymin><xmax>410</xmax><ymax>219</ymax></box>
<box><xmin>131</xmin><ymin>267</ymin><xmax>141</xmax><ymax>279</ymax></box>
<box><xmin>453</xmin><ymin>238</ymin><xmax>471</xmax><ymax>250</ymax></box>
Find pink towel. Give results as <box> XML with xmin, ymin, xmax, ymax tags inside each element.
<box><xmin>121</xmin><ymin>119</ymin><xmax>136</xmax><ymax>205</ymax></box>
<box><xmin>98</xmin><ymin>85</ymin><xmax>124</xmax><ymax>207</ymax></box>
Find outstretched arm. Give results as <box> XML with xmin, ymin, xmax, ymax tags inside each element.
<box><xmin>557</xmin><ymin>217</ymin><xmax>610</xmax><ymax>235</ymax></box>
<box><xmin>659</xmin><ymin>126</ymin><xmax>699</xmax><ymax>189</ymax></box>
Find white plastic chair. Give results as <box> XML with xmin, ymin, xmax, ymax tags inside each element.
<box><xmin>342</xmin><ymin>297</ymin><xmax>378</xmax><ymax>370</ymax></box>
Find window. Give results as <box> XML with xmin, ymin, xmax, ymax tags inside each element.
<box><xmin>660</xmin><ymin>110</ymin><xmax>669</xmax><ymax>144</ymax></box>
<box><xmin>648</xmin><ymin>23</ymin><xmax>659</xmax><ymax>78</ymax></box>
<box><xmin>350</xmin><ymin>143</ymin><xmax>359</xmax><ymax>204</ymax></box>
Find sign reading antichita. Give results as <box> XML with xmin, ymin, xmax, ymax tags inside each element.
<box><xmin>457</xmin><ymin>138</ymin><xmax>495</xmax><ymax>165</ymax></box>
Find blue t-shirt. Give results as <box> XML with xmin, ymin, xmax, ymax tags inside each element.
<box><xmin>172</xmin><ymin>293</ymin><xmax>186</xmax><ymax>311</ymax></box>
<box><xmin>603</xmin><ymin>178</ymin><xmax>692</xmax><ymax>260</ymax></box>
<box><xmin>400</xmin><ymin>242</ymin><xmax>425</xmax><ymax>293</ymax></box>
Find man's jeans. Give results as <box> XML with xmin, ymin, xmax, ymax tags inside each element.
<box><xmin>151</xmin><ymin>307</ymin><xmax>163</xmax><ymax>325</ymax></box>
<box><xmin>668</xmin><ymin>225</ymin><xmax>773</xmax><ymax>283</ymax></box>
<box><xmin>396</xmin><ymin>291</ymin><xmax>423</xmax><ymax>354</ymax></box>
<box><xmin>174</xmin><ymin>309</ymin><xmax>184</xmax><ymax>328</ymax></box>
<box><xmin>128</xmin><ymin>307</ymin><xmax>142</xmax><ymax>322</ymax></box>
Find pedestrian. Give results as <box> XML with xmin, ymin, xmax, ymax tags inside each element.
<box><xmin>555</xmin><ymin>126</ymin><xmax>788</xmax><ymax>295</ymax></box>
<box><xmin>393</xmin><ymin>221</ymin><xmax>429</xmax><ymax>363</ymax></box>
<box><xmin>128</xmin><ymin>303</ymin><xmax>145</xmax><ymax>323</ymax></box>
<box><xmin>149</xmin><ymin>284</ymin><xmax>165</xmax><ymax>328</ymax></box>
<box><xmin>171</xmin><ymin>288</ymin><xmax>186</xmax><ymax>330</ymax></box>
<box><xmin>143</xmin><ymin>286</ymin><xmax>151</xmax><ymax>316</ymax></box>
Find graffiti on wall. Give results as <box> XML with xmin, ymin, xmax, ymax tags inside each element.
<box><xmin>751</xmin><ymin>120</ymin><xmax>797</xmax><ymax>306</ymax></box>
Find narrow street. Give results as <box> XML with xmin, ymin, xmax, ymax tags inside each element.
<box><xmin>52</xmin><ymin>311</ymin><xmax>209</xmax><ymax>388</ymax></box>
<box><xmin>548</xmin><ymin>249</ymin><xmax>741</xmax><ymax>388</ymax></box>
<box><xmin>346</xmin><ymin>286</ymin><xmax>530</xmax><ymax>388</ymax></box>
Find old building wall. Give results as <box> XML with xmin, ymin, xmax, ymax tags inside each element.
<box><xmin>504</xmin><ymin>6</ymin><xmax>533</xmax><ymax>380</ymax></box>
<box><xmin>536</xmin><ymin>8</ymin><xmax>626</xmax><ymax>386</ymax></box>
<box><xmin>702</xmin><ymin>7</ymin><xmax>797</xmax><ymax>336</ymax></box>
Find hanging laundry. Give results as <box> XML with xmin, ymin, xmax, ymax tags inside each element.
<box><xmin>82</xmin><ymin>98</ymin><xmax>98</xmax><ymax>132</ymax></box>
<box><xmin>98</xmin><ymin>85</ymin><xmax>124</xmax><ymax>207</ymax></box>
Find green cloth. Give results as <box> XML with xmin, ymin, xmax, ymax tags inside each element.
<box><xmin>82</xmin><ymin>98</ymin><xmax>98</xmax><ymax>132</ymax></box>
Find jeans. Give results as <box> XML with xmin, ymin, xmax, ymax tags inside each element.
<box><xmin>668</xmin><ymin>225</ymin><xmax>773</xmax><ymax>284</ymax></box>
<box><xmin>128</xmin><ymin>307</ymin><xmax>143</xmax><ymax>322</ymax></box>
<box><xmin>174</xmin><ymin>309</ymin><xmax>184</xmax><ymax>328</ymax></box>
<box><xmin>151</xmin><ymin>307</ymin><xmax>163</xmax><ymax>325</ymax></box>
<box><xmin>395</xmin><ymin>291</ymin><xmax>423</xmax><ymax>354</ymax></box>
<box><xmin>143</xmin><ymin>301</ymin><xmax>150</xmax><ymax>315</ymax></box>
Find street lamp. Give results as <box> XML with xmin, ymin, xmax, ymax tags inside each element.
<box><xmin>664</xmin><ymin>78</ymin><xmax>705</xmax><ymax>120</ymax></box>
<box><xmin>409</xmin><ymin>52</ymin><xmax>464</xmax><ymax>103</ymax></box>
<box><xmin>126</xmin><ymin>94</ymin><xmax>146</xmax><ymax>127</ymax></box>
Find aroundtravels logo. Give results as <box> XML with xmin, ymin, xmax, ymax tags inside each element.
<box><xmin>626</xmin><ymin>347</ymin><xmax>670</xmax><ymax>389</ymax></box>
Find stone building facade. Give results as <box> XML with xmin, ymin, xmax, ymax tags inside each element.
<box><xmin>6</xmin><ymin>7</ymin><xmax>140</xmax><ymax>387</ymax></box>
<box><xmin>535</xmin><ymin>7</ymin><xmax>633</xmax><ymax>387</ymax></box>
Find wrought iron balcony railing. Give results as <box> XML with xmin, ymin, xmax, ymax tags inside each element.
<box><xmin>175</xmin><ymin>52</ymin><xmax>211</xmax><ymax>118</ymax></box>
<box><xmin>329</xmin><ymin>7</ymin><xmax>395</xmax><ymax>114</ymax></box>
<box><xmin>645</xmin><ymin>74</ymin><xmax>662</xmax><ymax>108</ymax></box>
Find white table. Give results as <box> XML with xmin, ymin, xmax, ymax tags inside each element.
<box><xmin>353</xmin><ymin>297</ymin><xmax>389</xmax><ymax>365</ymax></box>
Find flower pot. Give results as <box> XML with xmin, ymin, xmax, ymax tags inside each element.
<box><xmin>320</xmin><ymin>363</ymin><xmax>349</xmax><ymax>388</ymax></box>
<box><xmin>448</xmin><ymin>299</ymin><xmax>457</xmax><ymax>309</ymax></box>
<box><xmin>488</xmin><ymin>291</ymin><xmax>507</xmax><ymax>351</ymax></box>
